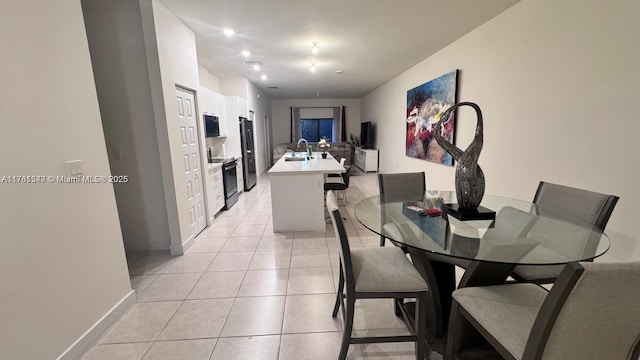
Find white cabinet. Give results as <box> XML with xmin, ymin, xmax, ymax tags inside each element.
<box><xmin>199</xmin><ymin>87</ymin><xmax>227</xmax><ymax>136</ymax></box>
<box><xmin>224</xmin><ymin>96</ymin><xmax>246</xmax><ymax>158</ymax></box>
<box><xmin>213</xmin><ymin>91</ymin><xmax>227</xmax><ymax>136</ymax></box>
<box><xmin>207</xmin><ymin>165</ymin><xmax>224</xmax><ymax>222</ymax></box>
<box><xmin>236</xmin><ymin>159</ymin><xmax>244</xmax><ymax>193</ymax></box>
<box><xmin>354</xmin><ymin>147</ymin><xmax>379</xmax><ymax>172</ymax></box>
<box><xmin>226</xmin><ymin>96</ymin><xmax>248</xmax><ymax>118</ymax></box>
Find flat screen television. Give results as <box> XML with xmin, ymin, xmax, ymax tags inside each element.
<box><xmin>360</xmin><ymin>121</ymin><xmax>372</xmax><ymax>149</ymax></box>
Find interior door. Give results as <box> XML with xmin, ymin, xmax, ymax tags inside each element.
<box><xmin>175</xmin><ymin>87</ymin><xmax>206</xmax><ymax>237</ymax></box>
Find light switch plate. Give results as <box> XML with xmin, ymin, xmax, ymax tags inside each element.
<box><xmin>65</xmin><ymin>160</ymin><xmax>84</xmax><ymax>177</ymax></box>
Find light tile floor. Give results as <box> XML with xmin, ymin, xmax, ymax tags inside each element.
<box><xmin>82</xmin><ymin>171</ymin><xmax>442</xmax><ymax>360</ymax></box>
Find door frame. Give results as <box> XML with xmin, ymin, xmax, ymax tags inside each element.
<box><xmin>174</xmin><ymin>85</ymin><xmax>207</xmax><ymax>252</ymax></box>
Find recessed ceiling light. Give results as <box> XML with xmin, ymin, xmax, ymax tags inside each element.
<box><xmin>260</xmin><ymin>74</ymin><xmax>268</xmax><ymax>81</ymax></box>
<box><xmin>252</xmin><ymin>64</ymin><xmax>261</xmax><ymax>71</ymax></box>
<box><xmin>241</xmin><ymin>50</ymin><xmax>250</xmax><ymax>57</ymax></box>
<box><xmin>310</xmin><ymin>63</ymin><xmax>316</xmax><ymax>73</ymax></box>
<box><xmin>335</xmin><ymin>70</ymin><xmax>344</xmax><ymax>74</ymax></box>
<box><xmin>223</xmin><ymin>28</ymin><xmax>235</xmax><ymax>36</ymax></box>
<box><xmin>311</xmin><ymin>42</ymin><xmax>319</xmax><ymax>55</ymax></box>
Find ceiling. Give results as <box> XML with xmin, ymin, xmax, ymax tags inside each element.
<box><xmin>159</xmin><ymin>0</ymin><xmax>521</xmax><ymax>99</ymax></box>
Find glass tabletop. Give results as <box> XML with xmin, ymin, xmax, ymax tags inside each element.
<box><xmin>354</xmin><ymin>190</ymin><xmax>610</xmax><ymax>265</ymax></box>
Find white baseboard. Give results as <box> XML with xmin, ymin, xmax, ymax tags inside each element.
<box><xmin>170</xmin><ymin>234</ymin><xmax>195</xmax><ymax>255</ymax></box>
<box><xmin>56</xmin><ymin>290</ymin><xmax>136</xmax><ymax>360</ymax></box>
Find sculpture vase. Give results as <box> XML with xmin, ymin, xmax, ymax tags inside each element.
<box><xmin>434</xmin><ymin>102</ymin><xmax>485</xmax><ymax>211</ymax></box>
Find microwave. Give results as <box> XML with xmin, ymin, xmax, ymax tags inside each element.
<box><xmin>204</xmin><ymin>114</ymin><xmax>220</xmax><ymax>137</ymax></box>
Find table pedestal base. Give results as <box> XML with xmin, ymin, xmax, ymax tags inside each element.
<box><xmin>394</xmin><ymin>248</ymin><xmax>517</xmax><ymax>359</ymax></box>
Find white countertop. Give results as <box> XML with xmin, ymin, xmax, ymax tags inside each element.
<box><xmin>268</xmin><ymin>152</ymin><xmax>346</xmax><ymax>175</ymax></box>
<box><xmin>207</xmin><ymin>162</ymin><xmax>223</xmax><ymax>170</ymax></box>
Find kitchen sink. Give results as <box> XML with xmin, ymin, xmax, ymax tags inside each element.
<box><xmin>284</xmin><ymin>157</ymin><xmax>306</xmax><ymax>161</ymax></box>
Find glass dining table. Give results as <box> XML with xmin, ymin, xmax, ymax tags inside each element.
<box><xmin>354</xmin><ymin>190</ymin><xmax>610</xmax><ymax>341</ymax></box>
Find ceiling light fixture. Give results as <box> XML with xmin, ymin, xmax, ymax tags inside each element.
<box><xmin>241</xmin><ymin>50</ymin><xmax>250</xmax><ymax>58</ymax></box>
<box><xmin>223</xmin><ymin>28</ymin><xmax>235</xmax><ymax>36</ymax></box>
<box><xmin>260</xmin><ymin>74</ymin><xmax>268</xmax><ymax>81</ymax></box>
<box><xmin>244</xmin><ymin>60</ymin><xmax>262</xmax><ymax>70</ymax></box>
<box><xmin>310</xmin><ymin>63</ymin><xmax>316</xmax><ymax>73</ymax></box>
<box><xmin>311</xmin><ymin>42</ymin><xmax>319</xmax><ymax>55</ymax></box>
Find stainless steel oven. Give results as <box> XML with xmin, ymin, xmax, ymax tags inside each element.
<box><xmin>222</xmin><ymin>159</ymin><xmax>238</xmax><ymax>209</ymax></box>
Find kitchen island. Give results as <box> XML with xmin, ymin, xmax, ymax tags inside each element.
<box><xmin>268</xmin><ymin>152</ymin><xmax>346</xmax><ymax>232</ymax></box>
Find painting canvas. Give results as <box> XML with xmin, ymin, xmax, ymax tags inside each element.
<box><xmin>406</xmin><ymin>70</ymin><xmax>459</xmax><ymax>166</ymax></box>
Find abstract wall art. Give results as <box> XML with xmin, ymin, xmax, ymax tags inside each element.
<box><xmin>406</xmin><ymin>70</ymin><xmax>459</xmax><ymax>166</ymax></box>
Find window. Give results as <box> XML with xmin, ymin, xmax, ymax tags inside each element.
<box><xmin>300</xmin><ymin>118</ymin><xmax>334</xmax><ymax>142</ymax></box>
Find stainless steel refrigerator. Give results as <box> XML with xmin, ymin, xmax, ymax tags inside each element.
<box><xmin>239</xmin><ymin>117</ymin><xmax>257</xmax><ymax>191</ymax></box>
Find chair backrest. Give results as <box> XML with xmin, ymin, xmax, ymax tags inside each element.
<box><xmin>475</xmin><ymin>206</ymin><xmax>540</xmax><ymax>260</ymax></box>
<box><xmin>378</xmin><ymin>172</ymin><xmax>426</xmax><ymax>203</ymax></box>
<box><xmin>339</xmin><ymin>158</ymin><xmax>346</xmax><ymax>167</ymax></box>
<box><xmin>532</xmin><ymin>181</ymin><xmax>619</xmax><ymax>231</ymax></box>
<box><xmin>341</xmin><ymin>166</ymin><xmax>352</xmax><ymax>188</ymax></box>
<box><xmin>326</xmin><ymin>190</ymin><xmax>355</xmax><ymax>291</ymax></box>
<box><xmin>523</xmin><ymin>261</ymin><xmax>640</xmax><ymax>360</ymax></box>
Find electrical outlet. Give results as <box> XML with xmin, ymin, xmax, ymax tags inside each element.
<box><xmin>65</xmin><ymin>160</ymin><xmax>84</xmax><ymax>177</ymax></box>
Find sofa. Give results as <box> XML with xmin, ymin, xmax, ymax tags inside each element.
<box><xmin>273</xmin><ymin>142</ymin><xmax>353</xmax><ymax>165</ymax></box>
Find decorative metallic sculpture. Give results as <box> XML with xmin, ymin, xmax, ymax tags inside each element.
<box><xmin>434</xmin><ymin>102</ymin><xmax>485</xmax><ymax>211</ymax></box>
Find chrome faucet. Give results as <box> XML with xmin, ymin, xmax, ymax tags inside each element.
<box><xmin>297</xmin><ymin>138</ymin><xmax>309</xmax><ymax>151</ymax></box>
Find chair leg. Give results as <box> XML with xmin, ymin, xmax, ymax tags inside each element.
<box><xmin>444</xmin><ymin>301</ymin><xmax>464</xmax><ymax>360</ymax></box>
<box><xmin>333</xmin><ymin>262</ymin><xmax>344</xmax><ymax>318</ymax></box>
<box><xmin>339</xmin><ymin>297</ymin><xmax>355</xmax><ymax>360</ymax></box>
<box><xmin>379</xmin><ymin>235</ymin><xmax>386</xmax><ymax>247</ymax></box>
<box><xmin>415</xmin><ymin>292</ymin><xmax>427</xmax><ymax>360</ymax></box>
<box><xmin>337</xmin><ymin>189</ymin><xmax>347</xmax><ymax>205</ymax></box>
<box><xmin>394</xmin><ymin>298</ymin><xmax>403</xmax><ymax>316</ymax></box>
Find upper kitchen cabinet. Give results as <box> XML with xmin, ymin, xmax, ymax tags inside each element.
<box><xmin>199</xmin><ymin>87</ymin><xmax>227</xmax><ymax>136</ymax></box>
<box><xmin>223</xmin><ymin>96</ymin><xmax>248</xmax><ymax>157</ymax></box>
<box><xmin>225</xmin><ymin>95</ymin><xmax>248</xmax><ymax>119</ymax></box>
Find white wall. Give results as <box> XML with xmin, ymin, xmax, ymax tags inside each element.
<box><xmin>83</xmin><ymin>0</ymin><xmax>171</xmax><ymax>252</ymax></box>
<box><xmin>0</xmin><ymin>1</ymin><xmax>132</xmax><ymax>358</ymax></box>
<box><xmin>198</xmin><ymin>65</ymin><xmax>221</xmax><ymax>92</ymax></box>
<box><xmin>271</xmin><ymin>98</ymin><xmax>361</xmax><ymax>145</ymax></box>
<box><xmin>151</xmin><ymin>0</ymin><xmax>203</xmax><ymax>253</ymax></box>
<box><xmin>220</xmin><ymin>77</ymin><xmax>250</xmax><ymax>99</ymax></box>
<box><xmin>362</xmin><ymin>0</ymin><xmax>640</xmax><ymax>260</ymax></box>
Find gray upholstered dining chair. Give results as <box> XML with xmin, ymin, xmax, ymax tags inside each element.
<box><xmin>378</xmin><ymin>172</ymin><xmax>426</xmax><ymax>247</ymax></box>
<box><xmin>446</xmin><ymin>261</ymin><xmax>640</xmax><ymax>360</ymax></box>
<box><xmin>511</xmin><ymin>181</ymin><xmax>619</xmax><ymax>284</ymax></box>
<box><xmin>326</xmin><ymin>191</ymin><xmax>429</xmax><ymax>360</ymax></box>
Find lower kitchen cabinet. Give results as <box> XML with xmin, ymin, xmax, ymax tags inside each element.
<box><xmin>236</xmin><ymin>160</ymin><xmax>244</xmax><ymax>194</ymax></box>
<box><xmin>207</xmin><ymin>165</ymin><xmax>224</xmax><ymax>221</ymax></box>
